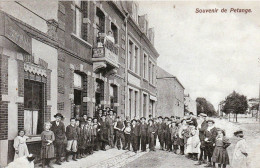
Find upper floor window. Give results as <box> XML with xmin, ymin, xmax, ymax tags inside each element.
<box><xmin>111</xmin><ymin>22</ymin><xmax>118</xmax><ymax>44</ymax></box>
<box><xmin>95</xmin><ymin>7</ymin><xmax>105</xmax><ymax>34</ymax></box>
<box><xmin>143</xmin><ymin>53</ymin><xmax>148</xmax><ymax>79</ymax></box>
<box><xmin>74</xmin><ymin>0</ymin><xmax>82</xmax><ymax>37</ymax></box>
<box><xmin>134</xmin><ymin>46</ymin><xmax>139</xmax><ymax>74</ymax></box>
<box><xmin>128</xmin><ymin>40</ymin><xmax>133</xmax><ymax>70</ymax></box>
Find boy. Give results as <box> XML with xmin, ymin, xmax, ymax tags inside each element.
<box><xmin>139</xmin><ymin>117</ymin><xmax>148</xmax><ymax>152</ymax></box>
<box><xmin>114</xmin><ymin>116</ymin><xmax>126</xmax><ymax>150</ymax></box>
<box><xmin>65</xmin><ymin>118</ymin><xmax>78</xmax><ymax>162</ymax></box>
<box><xmin>147</xmin><ymin>119</ymin><xmax>156</xmax><ymax>151</ymax></box>
<box><xmin>131</xmin><ymin>119</ymin><xmax>139</xmax><ymax>153</ymax></box>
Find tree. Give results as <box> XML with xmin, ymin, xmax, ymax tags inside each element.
<box><xmin>222</xmin><ymin>91</ymin><xmax>248</xmax><ymax>122</ymax></box>
<box><xmin>196</xmin><ymin>97</ymin><xmax>217</xmax><ymax>117</ymax></box>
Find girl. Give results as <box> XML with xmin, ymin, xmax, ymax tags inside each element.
<box><xmin>170</xmin><ymin>121</ymin><xmax>179</xmax><ymax>154</ymax></box>
<box><xmin>231</xmin><ymin>130</ymin><xmax>248</xmax><ymax>168</ymax></box>
<box><xmin>124</xmin><ymin>121</ymin><xmax>131</xmax><ymax>150</ymax></box>
<box><xmin>212</xmin><ymin>129</ymin><xmax>230</xmax><ymax>168</ymax></box>
<box><xmin>41</xmin><ymin>122</ymin><xmax>55</xmax><ymax>168</ymax></box>
<box><xmin>186</xmin><ymin>125</ymin><xmax>200</xmax><ymax>160</ymax></box>
<box><xmin>13</xmin><ymin>129</ymin><xmax>30</xmax><ymax>160</ymax></box>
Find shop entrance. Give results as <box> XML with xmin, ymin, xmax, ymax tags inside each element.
<box><xmin>95</xmin><ymin>79</ymin><xmax>104</xmax><ymax>115</ymax></box>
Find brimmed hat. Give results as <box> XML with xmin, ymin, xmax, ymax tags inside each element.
<box><xmin>234</xmin><ymin>130</ymin><xmax>243</xmax><ymax>136</ymax></box>
<box><xmin>164</xmin><ymin>117</ymin><xmax>169</xmax><ymax>120</ymax></box>
<box><xmin>199</xmin><ymin>113</ymin><xmax>207</xmax><ymax>117</ymax></box>
<box><xmin>207</xmin><ymin>119</ymin><xmax>215</xmax><ymax>124</ymax></box>
<box><xmin>54</xmin><ymin>113</ymin><xmax>64</xmax><ymax>118</ymax></box>
<box><xmin>148</xmin><ymin>119</ymin><xmax>154</xmax><ymax>123</ymax></box>
<box><xmin>140</xmin><ymin>117</ymin><xmax>146</xmax><ymax>120</ymax></box>
<box><xmin>131</xmin><ymin>119</ymin><xmax>137</xmax><ymax>123</ymax></box>
<box><xmin>158</xmin><ymin>116</ymin><xmax>163</xmax><ymax>119</ymax></box>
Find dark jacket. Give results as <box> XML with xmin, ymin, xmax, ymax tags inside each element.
<box><xmin>147</xmin><ymin>124</ymin><xmax>157</xmax><ymax>135</ymax></box>
<box><xmin>66</xmin><ymin>125</ymin><xmax>78</xmax><ymax>140</ymax></box>
<box><xmin>199</xmin><ymin>120</ymin><xmax>208</xmax><ymax>141</ymax></box>
<box><xmin>139</xmin><ymin>123</ymin><xmax>148</xmax><ymax>137</ymax></box>
<box><xmin>205</xmin><ymin>127</ymin><xmax>218</xmax><ymax>144</ymax></box>
<box><xmin>131</xmin><ymin>125</ymin><xmax>139</xmax><ymax>136</ymax></box>
<box><xmin>50</xmin><ymin>121</ymin><xmax>66</xmax><ymax>143</ymax></box>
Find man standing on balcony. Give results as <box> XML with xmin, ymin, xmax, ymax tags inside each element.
<box><xmin>51</xmin><ymin>113</ymin><xmax>66</xmax><ymax>165</ymax></box>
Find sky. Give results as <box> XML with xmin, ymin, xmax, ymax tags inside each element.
<box><xmin>138</xmin><ymin>1</ymin><xmax>260</xmax><ymax>109</ymax></box>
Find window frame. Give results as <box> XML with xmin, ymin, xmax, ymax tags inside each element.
<box><xmin>74</xmin><ymin>0</ymin><xmax>83</xmax><ymax>37</ymax></box>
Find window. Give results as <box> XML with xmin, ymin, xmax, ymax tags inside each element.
<box><xmin>24</xmin><ymin>80</ymin><xmax>44</xmax><ymax>135</ymax></box>
<box><xmin>74</xmin><ymin>0</ymin><xmax>82</xmax><ymax>37</ymax></box>
<box><xmin>128</xmin><ymin>41</ymin><xmax>133</xmax><ymax>70</ymax></box>
<box><xmin>149</xmin><ymin>61</ymin><xmax>151</xmax><ymax>82</ymax></box>
<box><xmin>111</xmin><ymin>22</ymin><xmax>118</xmax><ymax>44</ymax></box>
<box><xmin>134</xmin><ymin>46</ymin><xmax>139</xmax><ymax>74</ymax></box>
<box><xmin>134</xmin><ymin>91</ymin><xmax>138</xmax><ymax>117</ymax></box>
<box><xmin>143</xmin><ymin>53</ymin><xmax>148</xmax><ymax>79</ymax></box>
<box><xmin>152</xmin><ymin>64</ymin><xmax>155</xmax><ymax>84</ymax></box>
<box><xmin>96</xmin><ymin>7</ymin><xmax>105</xmax><ymax>34</ymax></box>
<box><xmin>110</xmin><ymin>84</ymin><xmax>118</xmax><ymax>109</ymax></box>
<box><xmin>129</xmin><ymin>89</ymin><xmax>133</xmax><ymax>118</ymax></box>
<box><xmin>143</xmin><ymin>94</ymin><xmax>147</xmax><ymax>117</ymax></box>
<box><xmin>74</xmin><ymin>73</ymin><xmax>82</xmax><ymax>89</ymax></box>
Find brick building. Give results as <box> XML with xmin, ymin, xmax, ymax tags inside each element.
<box><xmin>157</xmin><ymin>67</ymin><xmax>185</xmax><ymax>118</ymax></box>
<box><xmin>0</xmin><ymin>1</ymin><xmax>158</xmax><ymax>166</ymax></box>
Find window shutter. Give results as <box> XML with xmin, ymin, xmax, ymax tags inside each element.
<box><xmin>82</xmin><ymin>1</ymin><xmax>89</xmax><ymax>41</ymax></box>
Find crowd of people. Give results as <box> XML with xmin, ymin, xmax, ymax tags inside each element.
<box><xmin>9</xmin><ymin>108</ymin><xmax>249</xmax><ymax>168</ymax></box>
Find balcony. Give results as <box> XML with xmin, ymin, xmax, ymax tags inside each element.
<box><xmin>92</xmin><ymin>34</ymin><xmax>119</xmax><ymax>76</ymax></box>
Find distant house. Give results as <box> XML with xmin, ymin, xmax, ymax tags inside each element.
<box><xmin>157</xmin><ymin>67</ymin><xmax>185</xmax><ymax>117</ymax></box>
<box><xmin>184</xmin><ymin>94</ymin><xmax>197</xmax><ymax>116</ymax></box>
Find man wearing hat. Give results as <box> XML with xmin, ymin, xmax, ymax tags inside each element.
<box><xmin>157</xmin><ymin>116</ymin><xmax>166</xmax><ymax>150</ymax></box>
<box><xmin>147</xmin><ymin>119</ymin><xmax>156</xmax><ymax>151</ymax></box>
<box><xmin>139</xmin><ymin>117</ymin><xmax>148</xmax><ymax>152</ymax></box>
<box><xmin>204</xmin><ymin>119</ymin><xmax>218</xmax><ymax>167</ymax></box>
<box><xmin>195</xmin><ymin>113</ymin><xmax>208</xmax><ymax>165</ymax></box>
<box><xmin>131</xmin><ymin>119</ymin><xmax>139</xmax><ymax>153</ymax></box>
<box><xmin>51</xmin><ymin>113</ymin><xmax>66</xmax><ymax>165</ymax></box>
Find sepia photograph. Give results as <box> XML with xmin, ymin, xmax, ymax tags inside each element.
<box><xmin>0</xmin><ymin>0</ymin><xmax>259</xmax><ymax>168</ymax></box>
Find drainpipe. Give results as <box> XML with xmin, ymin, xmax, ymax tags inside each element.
<box><xmin>124</xmin><ymin>13</ymin><xmax>129</xmax><ymax>118</ymax></box>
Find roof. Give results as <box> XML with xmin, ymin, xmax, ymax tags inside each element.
<box><xmin>157</xmin><ymin>66</ymin><xmax>185</xmax><ymax>89</ymax></box>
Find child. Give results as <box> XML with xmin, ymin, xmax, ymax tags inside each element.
<box><xmin>231</xmin><ymin>130</ymin><xmax>248</xmax><ymax>168</ymax></box>
<box><xmin>92</xmin><ymin>118</ymin><xmax>98</xmax><ymax>151</ymax></box>
<box><xmin>212</xmin><ymin>129</ymin><xmax>230</xmax><ymax>168</ymax></box>
<box><xmin>65</xmin><ymin>118</ymin><xmax>78</xmax><ymax>162</ymax></box>
<box><xmin>85</xmin><ymin>117</ymin><xmax>93</xmax><ymax>154</ymax></box>
<box><xmin>124</xmin><ymin>121</ymin><xmax>131</xmax><ymax>150</ymax></box>
<box><xmin>77</xmin><ymin>121</ymin><xmax>86</xmax><ymax>158</ymax></box>
<box><xmin>186</xmin><ymin>125</ymin><xmax>200</xmax><ymax>160</ymax></box>
<box><xmin>170</xmin><ymin>121</ymin><xmax>179</xmax><ymax>154</ymax></box>
<box><xmin>114</xmin><ymin>116</ymin><xmax>126</xmax><ymax>150</ymax></box>
<box><xmin>178</xmin><ymin>119</ymin><xmax>188</xmax><ymax>155</ymax></box>
<box><xmin>13</xmin><ymin>129</ymin><xmax>30</xmax><ymax>160</ymax></box>
<box><xmin>41</xmin><ymin>122</ymin><xmax>55</xmax><ymax>168</ymax></box>
<box><xmin>7</xmin><ymin>154</ymin><xmax>35</xmax><ymax>168</ymax></box>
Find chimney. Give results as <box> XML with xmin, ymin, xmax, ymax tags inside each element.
<box><xmin>148</xmin><ymin>27</ymin><xmax>154</xmax><ymax>45</ymax></box>
<box><xmin>138</xmin><ymin>14</ymin><xmax>148</xmax><ymax>34</ymax></box>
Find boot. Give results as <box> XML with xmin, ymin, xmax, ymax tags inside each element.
<box><xmin>65</xmin><ymin>151</ymin><xmax>70</xmax><ymax>162</ymax></box>
<box><xmin>55</xmin><ymin>157</ymin><xmax>62</xmax><ymax>165</ymax></box>
<box><xmin>72</xmin><ymin>152</ymin><xmax>78</xmax><ymax>161</ymax></box>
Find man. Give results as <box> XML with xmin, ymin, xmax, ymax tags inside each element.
<box><xmin>204</xmin><ymin>119</ymin><xmax>218</xmax><ymax>167</ymax></box>
<box><xmin>165</xmin><ymin>118</ymin><xmax>172</xmax><ymax>151</ymax></box>
<box><xmin>51</xmin><ymin>113</ymin><xmax>66</xmax><ymax>165</ymax></box>
<box><xmin>164</xmin><ymin>117</ymin><xmax>170</xmax><ymax>149</ymax></box>
<box><xmin>131</xmin><ymin>119</ymin><xmax>139</xmax><ymax>153</ymax></box>
<box><xmin>147</xmin><ymin>119</ymin><xmax>156</xmax><ymax>151</ymax></box>
<box><xmin>195</xmin><ymin>113</ymin><xmax>208</xmax><ymax>165</ymax></box>
<box><xmin>157</xmin><ymin>116</ymin><xmax>166</xmax><ymax>150</ymax></box>
<box><xmin>97</xmin><ymin>109</ymin><xmax>103</xmax><ymax>122</ymax></box>
<box><xmin>114</xmin><ymin>116</ymin><xmax>126</xmax><ymax>150</ymax></box>
<box><xmin>99</xmin><ymin>115</ymin><xmax>109</xmax><ymax>150</ymax></box>
<box><xmin>139</xmin><ymin>117</ymin><xmax>148</xmax><ymax>152</ymax></box>
<box><xmin>134</xmin><ymin>116</ymin><xmax>141</xmax><ymax>151</ymax></box>
<box><xmin>107</xmin><ymin>110</ymin><xmax>115</xmax><ymax>148</ymax></box>
<box><xmin>65</xmin><ymin>118</ymin><xmax>78</xmax><ymax>162</ymax></box>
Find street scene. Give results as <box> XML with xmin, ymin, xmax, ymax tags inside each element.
<box><xmin>0</xmin><ymin>0</ymin><xmax>259</xmax><ymax>168</ymax></box>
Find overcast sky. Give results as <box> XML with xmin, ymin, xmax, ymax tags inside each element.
<box><xmin>138</xmin><ymin>1</ymin><xmax>260</xmax><ymax>109</ymax></box>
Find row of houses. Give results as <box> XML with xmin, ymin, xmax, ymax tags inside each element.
<box><xmin>0</xmin><ymin>1</ymin><xmax>196</xmax><ymax>166</ymax></box>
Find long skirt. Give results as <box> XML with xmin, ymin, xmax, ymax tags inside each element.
<box><xmin>212</xmin><ymin>146</ymin><xmax>229</xmax><ymax>165</ymax></box>
<box><xmin>41</xmin><ymin>144</ymin><xmax>55</xmax><ymax>159</ymax></box>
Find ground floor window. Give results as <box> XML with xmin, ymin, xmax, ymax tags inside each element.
<box><xmin>143</xmin><ymin>94</ymin><xmax>147</xmax><ymax>118</ymax></box>
<box><xmin>24</xmin><ymin>79</ymin><xmax>44</xmax><ymax>135</ymax></box>
<box><xmin>150</xmin><ymin>100</ymin><xmax>155</xmax><ymax>117</ymax></box>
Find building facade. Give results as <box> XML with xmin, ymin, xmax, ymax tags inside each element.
<box><xmin>184</xmin><ymin>94</ymin><xmax>197</xmax><ymax>116</ymax></box>
<box><xmin>157</xmin><ymin>67</ymin><xmax>184</xmax><ymax>118</ymax></box>
<box><xmin>0</xmin><ymin>1</ymin><xmax>158</xmax><ymax>166</ymax></box>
